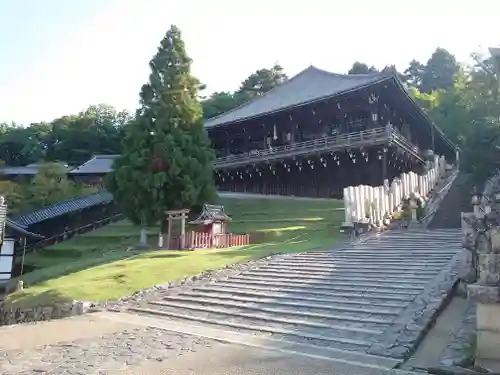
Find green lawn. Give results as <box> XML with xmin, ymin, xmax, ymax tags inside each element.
<box><xmin>6</xmin><ymin>196</ymin><xmax>344</xmax><ymax>308</ymax></box>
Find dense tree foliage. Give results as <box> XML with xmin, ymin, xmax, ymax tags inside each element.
<box><xmin>201</xmin><ymin>64</ymin><xmax>287</xmax><ymax>119</ymax></box>
<box><xmin>348</xmin><ymin>62</ymin><xmax>378</xmax><ymax>74</ymax></box>
<box><xmin>105</xmin><ymin>25</ymin><xmax>216</xmax><ymax>243</ymax></box>
<box><xmin>409</xmin><ymin>55</ymin><xmax>500</xmax><ymax>180</ymax></box>
<box><xmin>0</xmin><ymin>163</ymin><xmax>94</xmax><ymax>214</ymax></box>
<box><xmin>0</xmin><ymin>104</ymin><xmax>130</xmax><ymax>167</ymax></box>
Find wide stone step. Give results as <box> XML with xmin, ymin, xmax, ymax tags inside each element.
<box><xmin>380</xmin><ymin>229</ymin><xmax>461</xmax><ymax>235</ymax></box>
<box><xmin>321</xmin><ymin>249</ymin><xmax>457</xmax><ymax>256</ymax></box>
<box><xmin>356</xmin><ymin>242</ymin><xmax>460</xmax><ymax>247</ymax></box>
<box><xmin>193</xmin><ymin>284</ymin><xmax>415</xmax><ymax>302</ymax></box>
<box><xmin>216</xmin><ymin>279</ymin><xmax>421</xmax><ymax>296</ymax></box>
<box><xmin>134</xmin><ymin>303</ymin><xmax>386</xmax><ymax>335</ymax></box>
<box><xmin>278</xmin><ymin>258</ymin><xmax>450</xmax><ymax>267</ymax></box>
<box><xmin>289</xmin><ymin>254</ymin><xmax>454</xmax><ymax>261</ymax></box>
<box><xmin>259</xmin><ymin>264</ymin><xmax>439</xmax><ymax>277</ymax></box>
<box><xmin>229</xmin><ymin>275</ymin><xmax>425</xmax><ymax>291</ymax></box>
<box><xmin>183</xmin><ymin>289</ymin><xmax>407</xmax><ymax>309</ymax></box>
<box><xmin>167</xmin><ymin>293</ymin><xmax>402</xmax><ymax>316</ymax></box>
<box><xmin>255</xmin><ymin>266</ymin><xmax>435</xmax><ymax>281</ymax></box>
<box><xmin>242</xmin><ymin>270</ymin><xmax>431</xmax><ymax>285</ymax></box>
<box><xmin>127</xmin><ymin>306</ymin><xmax>377</xmax><ymax>352</ymax></box>
<box><xmin>270</xmin><ymin>261</ymin><xmax>444</xmax><ymax>272</ymax></box>
<box><xmin>293</xmin><ymin>250</ymin><xmax>456</xmax><ymax>255</ymax></box>
<box><xmin>365</xmin><ymin>235</ymin><xmax>460</xmax><ymax>241</ymax></box>
<box><xmin>149</xmin><ymin>298</ymin><xmax>395</xmax><ymax>326</ymax></box>
<box><xmin>340</xmin><ymin>240</ymin><xmax>459</xmax><ymax>246</ymax></box>
<box><xmin>139</xmin><ymin>300</ymin><xmax>389</xmax><ymax>334</ymax></box>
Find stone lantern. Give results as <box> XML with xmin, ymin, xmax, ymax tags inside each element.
<box><xmin>471</xmin><ymin>187</ymin><xmax>483</xmax><ymax>217</ymax></box>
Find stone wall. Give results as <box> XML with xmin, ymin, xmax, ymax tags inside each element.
<box><xmin>0</xmin><ymin>300</ymin><xmax>93</xmax><ymax>326</ymax></box>
<box><xmin>462</xmin><ymin>174</ymin><xmax>500</xmax><ymax>371</ymax></box>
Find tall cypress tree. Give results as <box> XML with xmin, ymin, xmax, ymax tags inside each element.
<box><xmin>106</xmin><ymin>25</ymin><xmax>216</xmax><ymax>244</ymax></box>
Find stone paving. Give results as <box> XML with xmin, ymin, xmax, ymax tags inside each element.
<box><xmin>0</xmin><ymin>326</ymin><xmax>217</xmax><ymax>374</ymax></box>
<box><xmin>123</xmin><ymin>228</ymin><xmax>464</xmax><ymax>363</ymax></box>
<box><xmin>439</xmin><ymin>299</ymin><xmax>476</xmax><ymax>366</ymax></box>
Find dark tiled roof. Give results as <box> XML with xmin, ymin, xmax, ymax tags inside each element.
<box><xmin>26</xmin><ymin>162</ymin><xmax>69</xmax><ymax>170</ymax></box>
<box><xmin>69</xmin><ymin>155</ymin><xmax>119</xmax><ymax>175</ymax></box>
<box><xmin>5</xmin><ymin>218</ymin><xmax>43</xmax><ymax>239</ymax></box>
<box><xmin>13</xmin><ymin>191</ymin><xmax>114</xmax><ymax>227</ymax></box>
<box><xmin>0</xmin><ymin>162</ymin><xmax>70</xmax><ymax>176</ymax></box>
<box><xmin>204</xmin><ymin>66</ymin><xmax>391</xmax><ymax>128</ymax></box>
<box><xmin>0</xmin><ymin>166</ymin><xmax>39</xmax><ymax>176</ymax></box>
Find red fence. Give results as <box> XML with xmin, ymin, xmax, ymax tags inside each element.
<box><xmin>172</xmin><ymin>232</ymin><xmax>249</xmax><ymax>250</ymax></box>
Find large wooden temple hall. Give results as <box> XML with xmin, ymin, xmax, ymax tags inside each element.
<box><xmin>205</xmin><ymin>66</ymin><xmax>456</xmax><ymax>198</ymax></box>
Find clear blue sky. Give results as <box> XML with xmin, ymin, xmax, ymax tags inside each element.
<box><xmin>1</xmin><ymin>0</ymin><xmax>499</xmax><ymax>125</ymax></box>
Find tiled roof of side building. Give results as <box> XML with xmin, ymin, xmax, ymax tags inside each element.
<box><xmin>0</xmin><ymin>162</ymin><xmax>70</xmax><ymax>176</ymax></box>
<box><xmin>13</xmin><ymin>191</ymin><xmax>114</xmax><ymax>227</ymax></box>
<box><xmin>69</xmin><ymin>155</ymin><xmax>119</xmax><ymax>175</ymax></box>
<box><xmin>204</xmin><ymin>65</ymin><xmax>392</xmax><ymax>128</ymax></box>
<box><xmin>0</xmin><ymin>166</ymin><xmax>40</xmax><ymax>175</ymax></box>
<box><xmin>5</xmin><ymin>218</ymin><xmax>44</xmax><ymax>239</ymax></box>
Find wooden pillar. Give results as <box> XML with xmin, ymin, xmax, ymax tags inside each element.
<box><xmin>180</xmin><ymin>213</ymin><xmax>186</xmax><ymax>249</ymax></box>
<box><xmin>166</xmin><ymin>214</ymin><xmax>172</xmax><ymax>250</ymax></box>
<box><xmin>382</xmin><ymin>147</ymin><xmax>388</xmax><ymax>186</ymax></box>
<box><xmin>224</xmin><ymin>131</ymin><xmax>230</xmax><ymax>154</ymax></box>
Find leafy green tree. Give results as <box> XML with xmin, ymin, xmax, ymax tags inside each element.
<box><xmin>409</xmin><ymin>58</ymin><xmax>500</xmax><ymax>181</ymax></box>
<box><xmin>200</xmin><ymin>64</ymin><xmax>288</xmax><ymax>120</ymax></box>
<box><xmin>0</xmin><ymin>180</ymin><xmax>24</xmax><ymax>214</ymax></box>
<box><xmin>348</xmin><ymin>62</ymin><xmax>378</xmax><ymax>74</ymax></box>
<box><xmin>234</xmin><ymin>64</ymin><xmax>288</xmax><ymax>103</ymax></box>
<box><xmin>201</xmin><ymin>92</ymin><xmax>239</xmax><ymax>119</ymax></box>
<box><xmin>0</xmin><ymin>124</ymin><xmax>47</xmax><ymax>166</ymax></box>
<box><xmin>420</xmin><ymin>48</ymin><xmax>460</xmax><ymax>93</ymax></box>
<box><xmin>46</xmin><ymin>105</ymin><xmax>130</xmax><ymax>166</ymax></box>
<box><xmin>24</xmin><ymin>163</ymin><xmax>91</xmax><ymax>209</ymax></box>
<box><xmin>403</xmin><ymin>59</ymin><xmax>426</xmax><ymax>87</ymax></box>
<box><xmin>106</xmin><ymin>25</ymin><xmax>216</xmax><ymax>244</ymax></box>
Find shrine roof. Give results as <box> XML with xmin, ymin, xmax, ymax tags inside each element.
<box><xmin>204</xmin><ymin>66</ymin><xmax>391</xmax><ymax>128</ymax></box>
<box><xmin>189</xmin><ymin>204</ymin><xmax>231</xmax><ymax>225</ymax></box>
<box><xmin>69</xmin><ymin>155</ymin><xmax>119</xmax><ymax>175</ymax></box>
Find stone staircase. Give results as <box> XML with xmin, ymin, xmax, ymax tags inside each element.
<box><xmin>122</xmin><ymin>228</ymin><xmax>463</xmax><ymax>368</ymax></box>
<box><xmin>427</xmin><ymin>173</ymin><xmax>474</xmax><ymax>229</ymax></box>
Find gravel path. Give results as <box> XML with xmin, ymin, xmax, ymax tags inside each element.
<box><xmin>0</xmin><ymin>325</ymin><xmax>217</xmax><ymax>374</ymax></box>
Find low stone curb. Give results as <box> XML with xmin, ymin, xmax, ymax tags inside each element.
<box><xmin>0</xmin><ymin>300</ymin><xmax>96</xmax><ymax>326</ymax></box>
<box><xmin>367</xmin><ymin>252</ymin><xmax>463</xmax><ymax>360</ymax></box>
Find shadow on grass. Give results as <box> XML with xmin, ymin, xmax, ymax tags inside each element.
<box><xmin>143</xmin><ymin>253</ymin><xmax>185</xmax><ymax>260</ymax></box>
<box><xmin>3</xmin><ymin>287</ymin><xmax>74</xmax><ymax>309</ymax></box>
<box><xmin>14</xmin><ymin>250</ymin><xmax>142</xmax><ymax>288</ymax></box>
<box><xmin>205</xmin><ymin>236</ymin><xmax>331</xmax><ymax>261</ymax></box>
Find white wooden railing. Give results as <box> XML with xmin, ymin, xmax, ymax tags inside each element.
<box><xmin>343</xmin><ymin>154</ymin><xmax>449</xmax><ymax>226</ymax></box>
